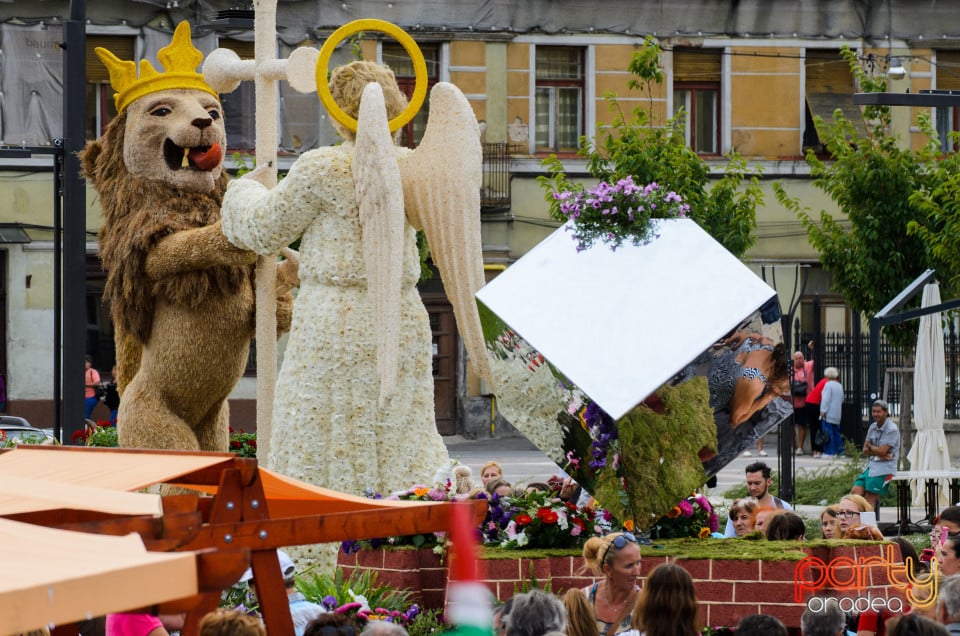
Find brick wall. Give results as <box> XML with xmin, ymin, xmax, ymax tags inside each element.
<box><xmin>338</xmin><ymin>542</ymin><xmax>909</xmax><ymax>632</ymax></box>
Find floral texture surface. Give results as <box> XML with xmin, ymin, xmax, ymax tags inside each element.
<box><xmin>222</xmin><ymin>147</ymin><xmax>450</xmax><ymax>569</ymax></box>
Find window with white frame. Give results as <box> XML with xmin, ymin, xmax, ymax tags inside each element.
<box><xmin>672</xmin><ymin>48</ymin><xmax>720</xmax><ymax>155</ymax></box>
<box><xmin>535</xmin><ymin>46</ymin><xmax>584</xmax><ymax>153</ymax></box>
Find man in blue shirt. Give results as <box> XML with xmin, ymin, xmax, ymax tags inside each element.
<box><xmin>851</xmin><ymin>399</ymin><xmax>900</xmax><ymax>510</ymax></box>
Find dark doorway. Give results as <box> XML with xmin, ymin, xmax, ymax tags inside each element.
<box><xmin>424</xmin><ymin>296</ymin><xmax>458</xmax><ymax>435</ymax></box>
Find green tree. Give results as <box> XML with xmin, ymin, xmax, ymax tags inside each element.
<box><xmin>773</xmin><ymin>46</ymin><xmax>940</xmax><ymax>350</ymax></box>
<box><xmin>538</xmin><ymin>36</ymin><xmax>761</xmax><ymax>258</ymax></box>
<box><xmin>907</xmin><ymin>137</ymin><xmax>960</xmax><ymax>291</ymax></box>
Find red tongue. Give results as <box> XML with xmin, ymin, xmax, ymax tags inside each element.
<box><xmin>188</xmin><ymin>142</ymin><xmax>222</xmax><ymax>171</ymax></box>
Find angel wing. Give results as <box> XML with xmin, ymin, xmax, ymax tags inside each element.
<box><xmin>399</xmin><ymin>83</ymin><xmax>492</xmax><ymax>384</ymax></box>
<box><xmin>354</xmin><ymin>82</ymin><xmax>405</xmax><ymax>407</ymax></box>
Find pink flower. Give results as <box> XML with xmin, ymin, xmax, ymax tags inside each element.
<box><xmin>678</xmin><ymin>499</ymin><xmax>694</xmax><ymax>518</ymax></box>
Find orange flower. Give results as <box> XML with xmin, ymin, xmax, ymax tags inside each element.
<box><xmin>623</xmin><ymin>519</ymin><xmax>635</xmax><ymax>532</ymax></box>
<box><xmin>699</xmin><ymin>527</ymin><xmax>711</xmax><ymax>538</ymax></box>
<box><xmin>667</xmin><ymin>506</ymin><xmax>681</xmax><ymax>518</ymax></box>
<box><xmin>413</xmin><ymin>487</ymin><xmax>430</xmax><ymax>497</ymax></box>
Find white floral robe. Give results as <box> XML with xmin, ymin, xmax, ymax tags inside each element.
<box><xmin>221</xmin><ymin>142</ymin><xmax>450</xmax><ymax>504</ymax></box>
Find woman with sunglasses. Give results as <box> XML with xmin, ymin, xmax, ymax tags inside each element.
<box><xmin>581</xmin><ymin>531</ymin><xmax>642</xmax><ymax>636</ymax></box>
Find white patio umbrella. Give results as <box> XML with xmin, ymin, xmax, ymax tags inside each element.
<box><xmin>907</xmin><ymin>282</ymin><xmax>951</xmax><ymax>507</ymax></box>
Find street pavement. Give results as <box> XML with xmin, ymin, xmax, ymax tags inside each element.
<box><xmin>443</xmin><ymin>433</ymin><xmax>931</xmax><ymax>531</ymax></box>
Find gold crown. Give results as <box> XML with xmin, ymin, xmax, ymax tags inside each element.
<box><xmin>95</xmin><ymin>21</ymin><xmax>218</xmax><ymax>113</ymax></box>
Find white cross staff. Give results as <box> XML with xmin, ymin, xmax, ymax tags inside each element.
<box><xmin>202</xmin><ymin>3</ymin><xmax>318</xmax><ymax>462</ymax></box>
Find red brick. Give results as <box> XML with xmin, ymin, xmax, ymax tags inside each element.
<box><xmin>356</xmin><ymin>549</ymin><xmax>385</xmax><ymax>568</ymax></box>
<box><xmin>493</xmin><ymin>581</ymin><xmax>513</xmax><ymax>602</ymax></box>
<box><xmin>760</xmin><ymin>559</ymin><xmax>801</xmax><ymax>582</ymax></box>
<box><xmin>421</xmin><ymin>589</ymin><xmax>446</xmax><ymax>610</ymax></box>
<box><xmin>419</xmin><ymin>550</ymin><xmax>444</xmax><ymax>569</ymax></box>
<box><xmin>519</xmin><ymin>557</ymin><xmax>552</xmax><ymax>582</ymax></box>
<box><xmin>735</xmin><ymin>581</ymin><xmax>795</xmax><ymax>603</ymax></box>
<box><xmin>419</xmin><ymin>567</ymin><xmax>448</xmax><ymax>590</ymax></box>
<box><xmin>829</xmin><ymin>545</ymin><xmax>859</xmax><ymax>562</ymax></box>
<box><xmin>696</xmin><ymin>580</ymin><xmax>734</xmax><ymax>603</ymax></box>
<box><xmin>484</xmin><ymin>558</ymin><xmax>521</xmax><ymax>581</ymax></box>
<box><xmin>697</xmin><ymin>605</ymin><xmax>708</xmax><ymax>629</ymax></box>
<box><xmin>377</xmin><ymin>570</ymin><xmax>419</xmax><ymax>591</ymax></box>
<box><xmin>336</xmin><ymin>552</ymin><xmax>358</xmax><ymax>567</ymax></box>
<box><xmin>711</xmin><ymin>559</ymin><xmax>759</xmax><ymax>581</ymax></box>
<box><xmin>826</xmin><ymin>564</ymin><xmax>861</xmax><ymax>592</ymax></box>
<box><xmin>706</xmin><ymin>602</ymin><xmax>760</xmax><ymax>627</ymax></box>
<box><xmin>639</xmin><ymin>556</ymin><xmax>666</xmax><ymax>577</ymax></box>
<box><xmin>551</xmin><ymin>576</ymin><xmax>594</xmax><ymax>594</ymax></box>
<box><xmin>760</xmin><ymin>603</ymin><xmax>805</xmax><ymax>628</ymax></box>
<box><xmin>382</xmin><ymin>549</ymin><xmax>422</xmax><ymax>570</ymax></box>
<box><xmin>676</xmin><ymin>559</ymin><xmax>710</xmax><ymax>580</ymax></box>
<box><xmin>803</xmin><ymin>546</ymin><xmax>831</xmax><ymax>562</ymax></box>
<box><xmin>547</xmin><ymin>556</ymin><xmax>578</xmax><ymax>577</ymax></box>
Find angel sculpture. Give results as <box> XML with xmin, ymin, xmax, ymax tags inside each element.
<box><xmin>221</xmin><ymin>61</ymin><xmax>490</xmax><ymax>503</ymax></box>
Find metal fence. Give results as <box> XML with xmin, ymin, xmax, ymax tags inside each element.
<box><xmin>799</xmin><ymin>325</ymin><xmax>960</xmax><ymax>422</ymax></box>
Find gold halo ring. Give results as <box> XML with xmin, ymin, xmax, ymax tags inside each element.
<box><xmin>316</xmin><ymin>19</ymin><xmax>427</xmax><ymax>133</ymax></box>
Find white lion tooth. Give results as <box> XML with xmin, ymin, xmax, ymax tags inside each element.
<box><xmin>181</xmin><ymin>146</ymin><xmax>189</xmax><ymax>168</ymax></box>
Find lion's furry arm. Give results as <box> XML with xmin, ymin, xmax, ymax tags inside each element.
<box><xmin>144</xmin><ymin>221</ymin><xmax>256</xmax><ymax>281</ymax></box>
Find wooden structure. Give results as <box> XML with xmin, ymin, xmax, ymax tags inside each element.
<box><xmin>0</xmin><ymin>446</ymin><xmax>485</xmax><ymax>636</ymax></box>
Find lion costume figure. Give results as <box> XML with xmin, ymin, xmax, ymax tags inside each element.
<box><xmin>81</xmin><ymin>22</ymin><xmax>297</xmax><ymax>452</ymax></box>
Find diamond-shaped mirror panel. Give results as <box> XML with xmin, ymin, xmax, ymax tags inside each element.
<box><xmin>476</xmin><ymin>219</ymin><xmax>792</xmax><ymax>527</ymax></box>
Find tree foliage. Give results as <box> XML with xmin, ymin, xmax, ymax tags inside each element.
<box><xmin>538</xmin><ymin>37</ymin><xmax>761</xmax><ymax>258</ymax></box>
<box><xmin>773</xmin><ymin>47</ymin><xmax>941</xmax><ymax>351</ymax></box>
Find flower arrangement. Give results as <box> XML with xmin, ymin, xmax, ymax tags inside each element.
<box><xmin>493</xmin><ymin>489</ymin><xmax>608</xmax><ymax>549</ymax></box>
<box><xmin>222</xmin><ymin>566</ymin><xmax>444</xmax><ymax>636</ymax></box>
<box><xmin>547</xmin><ymin>175</ymin><xmax>690</xmax><ymax>252</ymax></box>
<box><xmin>228</xmin><ymin>428</ymin><xmax>257</xmax><ymax>458</ymax></box>
<box><xmin>651</xmin><ymin>493</ymin><xmax>719</xmax><ymax>539</ymax></box>
<box><xmin>342</xmin><ymin>477</ymin><xmax>464</xmax><ymax>554</ymax></box>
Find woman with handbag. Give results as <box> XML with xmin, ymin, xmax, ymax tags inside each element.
<box><xmin>790</xmin><ymin>351</ymin><xmax>815</xmax><ymax>454</ymax></box>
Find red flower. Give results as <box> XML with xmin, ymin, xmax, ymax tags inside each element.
<box><xmin>230</xmin><ymin>441</ymin><xmax>241</xmax><ymax>449</ymax></box>
<box><xmin>565</xmin><ymin>501</ymin><xmax>578</xmax><ymax>512</ymax></box>
<box><xmin>248</xmin><ymin>439</ymin><xmax>256</xmax><ymax>447</ymax></box>
<box><xmin>536</xmin><ymin>508</ymin><xmax>559</xmax><ymax>524</ymax></box>
<box><xmin>515</xmin><ymin>514</ymin><xmax>533</xmax><ymax>526</ymax></box>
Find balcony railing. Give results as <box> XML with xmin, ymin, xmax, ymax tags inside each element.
<box><xmin>481</xmin><ymin>142</ymin><xmax>512</xmax><ymax>212</ymax></box>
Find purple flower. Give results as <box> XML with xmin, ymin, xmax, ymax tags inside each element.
<box><xmin>708</xmin><ymin>512</ymin><xmax>719</xmax><ymax>532</ymax></box>
<box><xmin>340</xmin><ymin>540</ymin><xmax>361</xmax><ymax>554</ymax></box>
<box><xmin>322</xmin><ymin>596</ymin><xmax>338</xmax><ymax>610</ymax></box>
<box><xmin>678</xmin><ymin>499</ymin><xmax>694</xmax><ymax>517</ymax></box>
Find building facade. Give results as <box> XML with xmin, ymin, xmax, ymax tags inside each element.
<box><xmin>0</xmin><ymin>1</ymin><xmax>956</xmax><ymax>434</ymax></box>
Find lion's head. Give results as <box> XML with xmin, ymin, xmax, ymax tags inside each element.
<box><xmin>122</xmin><ymin>88</ymin><xmax>227</xmax><ymax>193</ymax></box>
<box><xmin>82</xmin><ymin>87</ymin><xmax>243</xmax><ymax>350</ymax></box>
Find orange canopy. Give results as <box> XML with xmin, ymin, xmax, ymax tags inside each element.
<box><xmin>0</xmin><ymin>518</ymin><xmax>198</xmax><ymax>636</ymax></box>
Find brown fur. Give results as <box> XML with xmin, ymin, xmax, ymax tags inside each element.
<box><xmin>81</xmin><ymin>89</ymin><xmax>296</xmax><ymax>453</ymax></box>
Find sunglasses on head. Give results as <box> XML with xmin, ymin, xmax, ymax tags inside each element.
<box><xmin>601</xmin><ymin>531</ymin><xmax>638</xmax><ymax>564</ymax></box>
